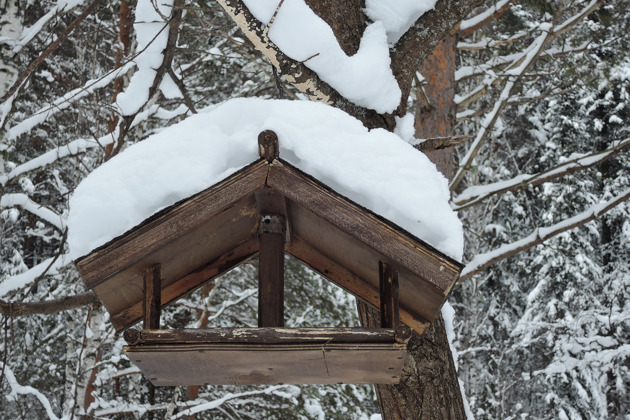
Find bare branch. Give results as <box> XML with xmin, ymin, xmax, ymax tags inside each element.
<box><xmin>414</xmin><ymin>135</ymin><xmax>471</xmax><ymax>152</ymax></box>
<box><xmin>460</xmin><ymin>189</ymin><xmax>630</xmax><ymax>281</ymax></box>
<box><xmin>453</xmin><ymin>138</ymin><xmax>630</xmax><ymax>209</ymax></box>
<box><xmin>0</xmin><ymin>291</ymin><xmax>98</xmax><ymax>317</ymax></box>
<box><xmin>0</xmin><ymin>0</ymin><xmax>100</xmax><ymax>116</ymax></box>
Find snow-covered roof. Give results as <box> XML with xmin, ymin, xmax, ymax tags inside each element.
<box><xmin>68</xmin><ymin>98</ymin><xmax>462</xmax><ymax>261</ymax></box>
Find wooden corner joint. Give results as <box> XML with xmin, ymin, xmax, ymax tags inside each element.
<box><xmin>258</xmin><ymin>130</ymin><xmax>279</xmax><ymax>162</ymax></box>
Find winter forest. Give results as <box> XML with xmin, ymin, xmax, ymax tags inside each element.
<box><xmin>1</xmin><ymin>0</ymin><xmax>629</xmax><ymax>418</ymax></box>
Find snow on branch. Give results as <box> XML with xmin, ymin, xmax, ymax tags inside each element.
<box><xmin>173</xmin><ymin>386</ymin><xmax>291</xmax><ymax>418</ymax></box>
<box><xmin>217</xmin><ymin>0</ymin><xmax>481</xmax><ymax>127</ymax></box>
<box><xmin>2</xmin><ymin>364</ymin><xmax>61</xmax><ymax>420</ymax></box>
<box><xmin>1</xmin><ymin>193</ymin><xmax>65</xmax><ymax>230</ymax></box>
<box><xmin>459</xmin><ymin>0</ymin><xmax>515</xmax><ymax>38</ymax></box>
<box><xmin>451</xmin><ymin>0</ymin><xmax>608</xmax><ymax>192</ymax></box>
<box><xmin>460</xmin><ymin>189</ymin><xmax>630</xmax><ymax>281</ymax></box>
<box><xmin>6</xmin><ymin>62</ymin><xmax>134</xmax><ymax>140</ymax></box>
<box><xmin>453</xmin><ymin>138</ymin><xmax>630</xmax><ymax>209</ymax></box>
<box><xmin>11</xmin><ymin>0</ymin><xmax>90</xmax><ymax>54</ymax></box>
<box><xmin>0</xmin><ymin>135</ymin><xmax>113</xmax><ymax>186</ymax></box>
<box><xmin>0</xmin><ymin>0</ymin><xmax>100</xmax><ymax>126</ymax></box>
<box><xmin>0</xmin><ymin>254</ymin><xmax>71</xmax><ymax>298</ymax></box>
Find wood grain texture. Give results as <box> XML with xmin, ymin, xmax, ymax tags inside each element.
<box><xmin>267</xmin><ymin>160</ymin><xmax>462</xmax><ymax>293</ymax></box>
<box><xmin>110</xmin><ymin>239</ymin><xmax>259</xmax><ymax>330</ymax></box>
<box><xmin>143</xmin><ymin>264</ymin><xmax>161</xmax><ymax>330</ymax></box>
<box><xmin>126</xmin><ymin>341</ymin><xmax>407</xmax><ymax>385</ymax></box>
<box><xmin>286</xmin><ymin>235</ymin><xmax>429</xmax><ymax>335</ymax></box>
<box><xmin>76</xmin><ymin>161</ymin><xmax>267</xmax><ymax>288</ymax></box>
<box><xmin>124</xmin><ymin>327</ymin><xmax>399</xmax><ymax>345</ymax></box>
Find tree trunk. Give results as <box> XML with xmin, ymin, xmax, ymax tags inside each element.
<box><xmin>357</xmin><ymin>33</ymin><xmax>466</xmax><ymax>420</ymax></box>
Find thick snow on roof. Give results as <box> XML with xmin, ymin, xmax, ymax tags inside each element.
<box><xmin>68</xmin><ymin>99</ymin><xmax>462</xmax><ymax>260</ymax></box>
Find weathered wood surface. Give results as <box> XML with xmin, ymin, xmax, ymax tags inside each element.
<box><xmin>286</xmin><ymin>236</ymin><xmax>430</xmax><ymax>334</ymax></box>
<box><xmin>143</xmin><ymin>265</ymin><xmax>161</xmax><ymax>330</ymax></box>
<box><xmin>110</xmin><ymin>239</ymin><xmax>258</xmax><ymax>330</ymax></box>
<box><xmin>125</xmin><ymin>342</ymin><xmax>407</xmax><ymax>386</ymax></box>
<box><xmin>76</xmin><ymin>157</ymin><xmax>463</xmax><ymax>334</ymax></box>
<box><xmin>258</xmin><ymin>215</ymin><xmax>286</xmax><ymax>327</ymax></box>
<box><xmin>75</xmin><ymin>160</ymin><xmax>268</xmax><ymax>288</ymax></box>
<box><xmin>123</xmin><ymin>327</ymin><xmax>410</xmax><ymax>345</ymax></box>
<box><xmin>267</xmin><ymin>160</ymin><xmax>463</xmax><ymax>293</ymax></box>
<box><xmin>379</xmin><ymin>261</ymin><xmax>399</xmax><ymax>329</ymax></box>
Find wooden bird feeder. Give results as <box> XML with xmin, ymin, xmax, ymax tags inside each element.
<box><xmin>74</xmin><ymin>130</ymin><xmax>463</xmax><ymax>386</ymax></box>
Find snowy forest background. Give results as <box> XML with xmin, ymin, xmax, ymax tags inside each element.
<box><xmin>1</xmin><ymin>0</ymin><xmax>629</xmax><ymax>419</ymax></box>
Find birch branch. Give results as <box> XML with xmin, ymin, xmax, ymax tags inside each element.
<box><xmin>453</xmin><ymin>137</ymin><xmax>630</xmax><ymax>209</ymax></box>
<box><xmin>460</xmin><ymin>188</ymin><xmax>630</xmax><ymax>281</ymax></box>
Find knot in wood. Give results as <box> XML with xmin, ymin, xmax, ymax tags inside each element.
<box><xmin>258</xmin><ymin>215</ymin><xmax>285</xmax><ymax>236</ymax></box>
<box><xmin>124</xmin><ymin>328</ymin><xmax>142</xmax><ymax>345</ymax></box>
<box><xmin>258</xmin><ymin>130</ymin><xmax>279</xmax><ymax>162</ymax></box>
<box><xmin>394</xmin><ymin>325</ymin><xmax>412</xmax><ymax>344</ymax></box>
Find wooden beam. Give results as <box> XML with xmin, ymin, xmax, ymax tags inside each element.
<box><xmin>76</xmin><ymin>161</ymin><xmax>268</xmax><ymax>289</ymax></box>
<box><xmin>123</xmin><ymin>327</ymin><xmax>400</xmax><ymax>346</ymax></box>
<box><xmin>379</xmin><ymin>261</ymin><xmax>399</xmax><ymax>329</ymax></box>
<box><xmin>143</xmin><ymin>264</ymin><xmax>161</xmax><ymax>330</ymax></box>
<box><xmin>286</xmin><ymin>236</ymin><xmax>430</xmax><ymax>335</ymax></box>
<box><xmin>258</xmin><ymin>215</ymin><xmax>285</xmax><ymax>327</ymax></box>
<box><xmin>266</xmin><ymin>160</ymin><xmax>463</xmax><ymax>294</ymax></box>
<box><xmin>110</xmin><ymin>239</ymin><xmax>259</xmax><ymax>331</ymax></box>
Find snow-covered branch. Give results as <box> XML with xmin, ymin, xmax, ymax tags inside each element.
<box><xmin>0</xmin><ymin>254</ymin><xmax>71</xmax><ymax>298</ymax></box>
<box><xmin>460</xmin><ymin>189</ymin><xmax>630</xmax><ymax>280</ymax></box>
<box><xmin>0</xmin><ymin>0</ymin><xmax>100</xmax><ymax>127</ymax></box>
<box><xmin>458</xmin><ymin>0</ymin><xmax>515</xmax><ymax>38</ymax></box>
<box><xmin>451</xmin><ymin>29</ymin><xmax>552</xmax><ymax>191</ymax></box>
<box><xmin>0</xmin><ymin>193</ymin><xmax>65</xmax><ymax>230</ymax></box>
<box><xmin>2</xmin><ymin>364</ymin><xmax>61</xmax><ymax>420</ymax></box>
<box><xmin>453</xmin><ymin>138</ymin><xmax>630</xmax><ymax>209</ymax></box>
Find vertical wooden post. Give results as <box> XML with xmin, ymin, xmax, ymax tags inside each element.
<box><xmin>379</xmin><ymin>261</ymin><xmax>399</xmax><ymax>329</ymax></box>
<box><xmin>258</xmin><ymin>215</ymin><xmax>285</xmax><ymax>327</ymax></box>
<box><xmin>143</xmin><ymin>264</ymin><xmax>161</xmax><ymax>330</ymax></box>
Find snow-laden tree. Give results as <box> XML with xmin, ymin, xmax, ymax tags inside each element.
<box><xmin>1</xmin><ymin>0</ymin><xmax>629</xmax><ymax>419</ymax></box>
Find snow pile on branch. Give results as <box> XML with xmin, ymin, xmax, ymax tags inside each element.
<box><xmin>243</xmin><ymin>0</ymin><xmax>404</xmax><ymax>113</ymax></box>
<box><xmin>115</xmin><ymin>0</ymin><xmax>173</xmax><ymax>115</ymax></box>
<box><xmin>365</xmin><ymin>0</ymin><xmax>438</xmax><ymax>44</ymax></box>
<box><xmin>68</xmin><ymin>98</ymin><xmax>462</xmax><ymax>260</ymax></box>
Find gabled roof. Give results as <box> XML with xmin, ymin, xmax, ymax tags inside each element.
<box><xmin>76</xmin><ymin>153</ymin><xmax>463</xmax><ymax>333</ymax></box>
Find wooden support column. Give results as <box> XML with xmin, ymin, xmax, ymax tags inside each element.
<box><xmin>258</xmin><ymin>214</ymin><xmax>286</xmax><ymax>327</ymax></box>
<box><xmin>143</xmin><ymin>264</ymin><xmax>161</xmax><ymax>330</ymax></box>
<box><xmin>379</xmin><ymin>261</ymin><xmax>399</xmax><ymax>329</ymax></box>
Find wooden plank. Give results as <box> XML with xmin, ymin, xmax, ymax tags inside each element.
<box><xmin>286</xmin><ymin>235</ymin><xmax>429</xmax><ymax>335</ymax></box>
<box><xmin>285</xmin><ymin>198</ymin><xmax>442</xmax><ymax>328</ymax></box>
<box><xmin>123</xmin><ymin>327</ymin><xmax>401</xmax><ymax>346</ymax></box>
<box><xmin>267</xmin><ymin>160</ymin><xmax>463</xmax><ymax>294</ymax></box>
<box><xmin>76</xmin><ymin>161</ymin><xmax>268</xmax><ymax>289</ymax></box>
<box><xmin>258</xmin><ymin>214</ymin><xmax>285</xmax><ymax>327</ymax></box>
<box><xmin>125</xmin><ymin>342</ymin><xmax>407</xmax><ymax>385</ymax></box>
<box><xmin>110</xmin><ymin>239</ymin><xmax>259</xmax><ymax>331</ymax></box>
<box><xmin>143</xmin><ymin>265</ymin><xmax>161</xmax><ymax>330</ymax></box>
<box><xmin>379</xmin><ymin>261</ymin><xmax>399</xmax><ymax>329</ymax></box>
